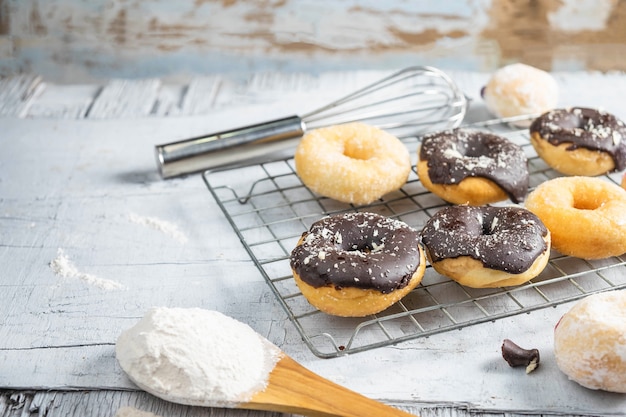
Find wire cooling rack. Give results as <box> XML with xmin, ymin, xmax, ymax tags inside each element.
<box><xmin>202</xmin><ymin>117</ymin><xmax>626</xmax><ymax>358</ymax></box>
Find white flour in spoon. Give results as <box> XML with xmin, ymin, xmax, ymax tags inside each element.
<box><xmin>115</xmin><ymin>307</ymin><xmax>282</xmax><ymax>408</ymax></box>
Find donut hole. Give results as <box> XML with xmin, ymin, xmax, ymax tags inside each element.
<box><xmin>560</xmin><ymin>112</ymin><xmax>601</xmax><ymax>134</ymax></box>
<box><xmin>343</xmin><ymin>136</ymin><xmax>376</xmax><ymax>160</ymax></box>
<box><xmin>572</xmin><ymin>195</ymin><xmax>604</xmax><ymax>211</ymax></box>
<box><xmin>458</xmin><ymin>143</ymin><xmax>482</xmax><ymax>158</ymax></box>
<box><xmin>344</xmin><ymin>239</ymin><xmax>384</xmax><ymax>254</ymax></box>
<box><xmin>558</xmin><ymin>113</ymin><xmax>585</xmax><ymax>130</ymax></box>
<box><xmin>482</xmin><ymin>220</ymin><xmax>496</xmax><ymax>236</ymax></box>
<box><xmin>477</xmin><ymin>213</ymin><xmax>501</xmax><ymax>236</ymax></box>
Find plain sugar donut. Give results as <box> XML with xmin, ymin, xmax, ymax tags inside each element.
<box><xmin>524</xmin><ymin>176</ymin><xmax>626</xmax><ymax>259</ymax></box>
<box><xmin>290</xmin><ymin>212</ymin><xmax>426</xmax><ymax>317</ymax></box>
<box><xmin>295</xmin><ymin>122</ymin><xmax>411</xmax><ymax>205</ymax></box>
<box><xmin>554</xmin><ymin>290</ymin><xmax>626</xmax><ymax>393</ymax></box>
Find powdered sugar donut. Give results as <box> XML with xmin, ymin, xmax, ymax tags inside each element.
<box><xmin>554</xmin><ymin>290</ymin><xmax>626</xmax><ymax>393</ymax></box>
<box><xmin>481</xmin><ymin>63</ymin><xmax>558</xmax><ymax>127</ymax></box>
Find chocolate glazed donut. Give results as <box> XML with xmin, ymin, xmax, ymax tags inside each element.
<box><xmin>421</xmin><ymin>205</ymin><xmax>551</xmax><ymax>288</ymax></box>
<box><xmin>290</xmin><ymin>212</ymin><xmax>426</xmax><ymax>317</ymax></box>
<box><xmin>530</xmin><ymin>107</ymin><xmax>626</xmax><ymax>176</ymax></box>
<box><xmin>417</xmin><ymin>129</ymin><xmax>529</xmax><ymax>205</ymax></box>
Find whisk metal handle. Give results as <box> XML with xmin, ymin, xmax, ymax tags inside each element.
<box><xmin>155</xmin><ymin>115</ymin><xmax>305</xmax><ymax>178</ymax></box>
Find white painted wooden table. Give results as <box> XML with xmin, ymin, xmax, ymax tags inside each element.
<box><xmin>1</xmin><ymin>69</ymin><xmax>625</xmax><ymax>417</ymax></box>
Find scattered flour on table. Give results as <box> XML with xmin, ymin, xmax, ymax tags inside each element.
<box><xmin>49</xmin><ymin>248</ymin><xmax>125</xmax><ymax>290</ymax></box>
<box><xmin>128</xmin><ymin>213</ymin><xmax>188</xmax><ymax>244</ymax></box>
<box><xmin>115</xmin><ymin>307</ymin><xmax>283</xmax><ymax>408</ymax></box>
<box><xmin>114</xmin><ymin>407</ymin><xmax>162</xmax><ymax>417</ymax></box>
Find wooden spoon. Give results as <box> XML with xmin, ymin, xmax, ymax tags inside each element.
<box><xmin>242</xmin><ymin>354</ymin><xmax>417</xmax><ymax>417</ymax></box>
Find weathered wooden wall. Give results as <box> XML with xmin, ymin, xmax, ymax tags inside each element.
<box><xmin>0</xmin><ymin>0</ymin><xmax>625</xmax><ymax>82</ymax></box>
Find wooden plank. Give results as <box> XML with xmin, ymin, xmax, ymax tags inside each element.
<box><xmin>87</xmin><ymin>79</ymin><xmax>161</xmax><ymax>119</ymax></box>
<box><xmin>7</xmin><ymin>0</ymin><xmax>626</xmax><ymax>84</ymax></box>
<box><xmin>24</xmin><ymin>84</ymin><xmax>101</xmax><ymax>119</ymax></box>
<box><xmin>0</xmin><ymin>390</ymin><xmax>288</xmax><ymax>417</ymax></box>
<box><xmin>178</xmin><ymin>76</ymin><xmax>221</xmax><ymax>115</ymax></box>
<box><xmin>0</xmin><ymin>390</ymin><xmax>607</xmax><ymax>417</ymax></box>
<box><xmin>0</xmin><ymin>75</ymin><xmax>45</xmax><ymax>117</ymax></box>
<box><xmin>150</xmin><ymin>84</ymin><xmax>186</xmax><ymax>117</ymax></box>
<box><xmin>150</xmin><ymin>76</ymin><xmax>222</xmax><ymax>117</ymax></box>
